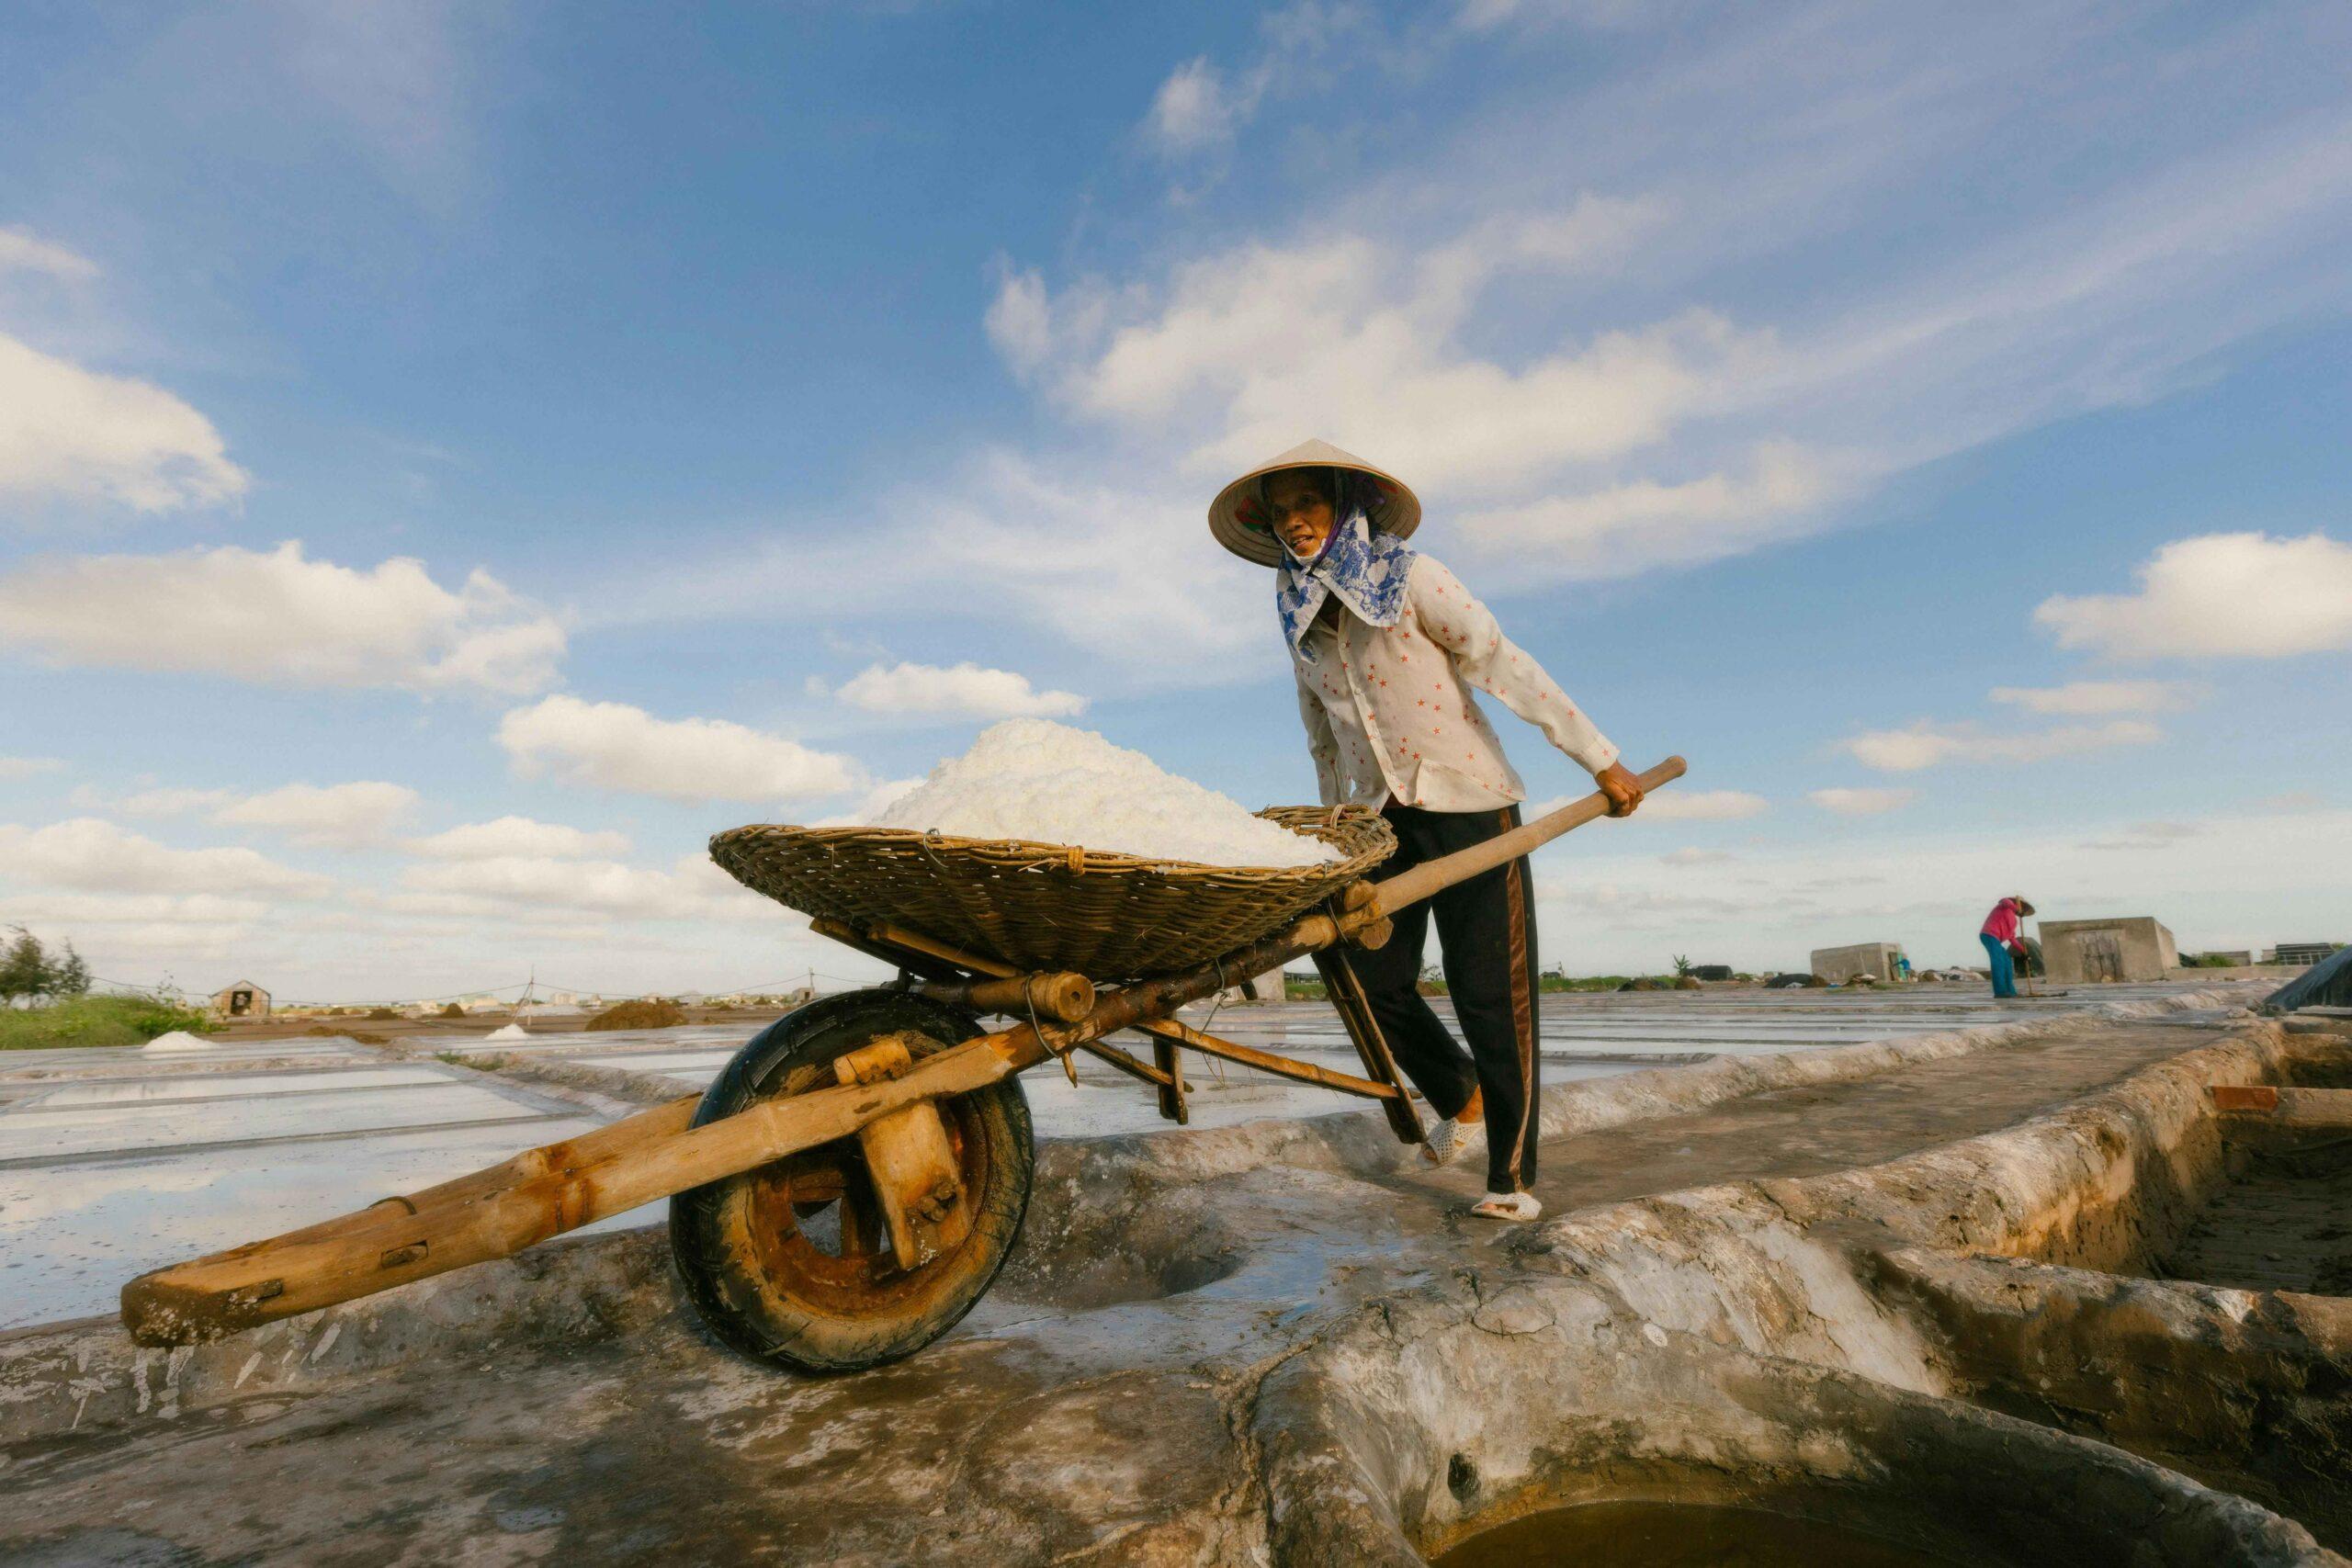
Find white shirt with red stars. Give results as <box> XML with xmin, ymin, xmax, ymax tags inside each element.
<box><xmin>1290</xmin><ymin>553</ymin><xmax>1618</xmax><ymax>810</ymax></box>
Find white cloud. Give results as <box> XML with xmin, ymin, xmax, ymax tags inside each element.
<box><xmin>0</xmin><ymin>229</ymin><xmax>98</xmax><ymax>281</ymax></box>
<box><xmin>1006</xmin><ymin>200</ymin><xmax>1734</xmax><ymax>500</ymax></box>
<box><xmin>398</xmin><ymin>851</ymin><xmax>764</xmax><ymax>921</ymax></box>
<box><xmin>1533</xmin><ymin>786</ymin><xmax>1767</xmax><ymax>822</ymax></box>
<box><xmin>0</xmin><ymin>818</ymin><xmax>331</xmax><ymax>897</ymax></box>
<box><xmin>115</xmin><ymin>787</ymin><xmax>234</xmax><ymax>817</ymax></box>
<box><xmin>1987</xmin><ymin>680</ymin><xmax>2196</xmax><ymax>715</ymax></box>
<box><xmin>0</xmin><ymin>541</ymin><xmax>565</xmax><ymax>693</ymax></box>
<box><xmin>1637</xmin><ymin>787</ymin><xmax>1769</xmax><ymax>822</ymax></box>
<box><xmin>498</xmin><ymin>694</ymin><xmax>857</xmax><ymax>804</ymax></box>
<box><xmin>1148</xmin><ymin>58</ymin><xmax>1238</xmax><ymax>154</ymax></box>
<box><xmin>2081</xmin><ymin>819</ymin><xmax>2205</xmax><ymax>852</ymax></box>
<box><xmin>831</xmin><ymin>660</ymin><xmax>1086</xmax><ymax>720</ymax></box>
<box><xmin>0</xmin><ymin>890</ymin><xmax>270</xmax><ymax>927</ymax></box>
<box><xmin>1843</xmin><ymin>718</ymin><xmax>2161</xmax><ymax>773</ymax></box>
<box><xmin>212</xmin><ymin>782</ymin><xmax>419</xmax><ymax>849</ymax></box>
<box><xmin>1661</xmin><ymin>846</ymin><xmax>1737</xmax><ymax>864</ymax></box>
<box><xmin>1138</xmin><ymin>5</ymin><xmax>1364</xmax><ymax>164</ymax></box>
<box><xmin>0</xmin><ymin>332</ymin><xmax>248</xmax><ymax>514</ymax></box>
<box><xmin>619</xmin><ymin>449</ymin><xmax>1271</xmax><ymax>677</ymax></box>
<box><xmin>1457</xmin><ymin>443</ymin><xmax>1847</xmax><ymax>581</ymax></box>
<box><xmin>1809</xmin><ymin>786</ymin><xmax>1917</xmax><ymax>816</ymax></box>
<box><xmin>405</xmin><ymin>816</ymin><xmax>632</xmax><ymax>861</ymax></box>
<box><xmin>2035</xmin><ymin>532</ymin><xmax>2352</xmax><ymax>660</ymax></box>
<box><xmin>982</xmin><ymin>265</ymin><xmax>1056</xmax><ymax>377</ymax></box>
<box><xmin>809</xmin><ymin>776</ymin><xmax>927</xmax><ymax>829</ymax></box>
<box><xmin>0</xmin><ymin>756</ymin><xmax>65</xmax><ymax>781</ymax></box>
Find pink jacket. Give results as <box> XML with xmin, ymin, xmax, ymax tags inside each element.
<box><xmin>1981</xmin><ymin>898</ymin><xmax>2023</xmax><ymax>945</ymax></box>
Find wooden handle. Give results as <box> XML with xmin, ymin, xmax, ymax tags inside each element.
<box><xmin>1365</xmin><ymin>756</ymin><xmax>1687</xmax><ymax>919</ymax></box>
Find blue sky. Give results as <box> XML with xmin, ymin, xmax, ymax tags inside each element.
<box><xmin>1</xmin><ymin>1</ymin><xmax>2347</xmax><ymax>999</ymax></box>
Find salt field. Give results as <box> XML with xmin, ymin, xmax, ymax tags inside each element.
<box><xmin>0</xmin><ymin>983</ymin><xmax>2190</xmax><ymax>1330</ymax></box>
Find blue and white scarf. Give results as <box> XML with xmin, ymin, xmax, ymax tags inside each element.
<box><xmin>1275</xmin><ymin>511</ymin><xmax>1417</xmax><ymax>662</ymax></box>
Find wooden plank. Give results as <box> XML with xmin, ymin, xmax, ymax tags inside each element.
<box><xmin>834</xmin><ymin>1034</ymin><xmax>968</xmax><ymax>1269</ymax></box>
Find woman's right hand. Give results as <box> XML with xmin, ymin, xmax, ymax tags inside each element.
<box><xmin>1595</xmin><ymin>761</ymin><xmax>1645</xmax><ymax>818</ymax></box>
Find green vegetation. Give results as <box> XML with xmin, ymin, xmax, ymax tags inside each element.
<box><xmin>1</xmin><ymin>925</ymin><xmax>90</xmax><ymax>1008</ymax></box>
<box><xmin>0</xmin><ymin>991</ymin><xmax>212</xmax><ymax>1051</ymax></box>
<box><xmin>1538</xmin><ymin>973</ymin><xmax>1688</xmax><ymax>992</ymax></box>
<box><xmin>0</xmin><ymin>925</ymin><xmax>203</xmax><ymax>1049</ymax></box>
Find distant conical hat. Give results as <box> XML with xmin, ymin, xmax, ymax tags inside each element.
<box><xmin>1206</xmin><ymin>438</ymin><xmax>1421</xmax><ymax>567</ymax></box>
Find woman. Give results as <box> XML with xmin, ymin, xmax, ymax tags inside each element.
<box><xmin>1979</xmin><ymin>895</ymin><xmax>2035</xmax><ymax>998</ymax></box>
<box><xmin>1209</xmin><ymin>439</ymin><xmax>1645</xmax><ymax>1222</ymax></box>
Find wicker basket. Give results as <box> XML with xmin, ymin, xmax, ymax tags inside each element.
<box><xmin>709</xmin><ymin>807</ymin><xmax>1395</xmax><ymax>980</ymax></box>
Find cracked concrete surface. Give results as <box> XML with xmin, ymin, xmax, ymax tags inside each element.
<box><xmin>2</xmin><ymin>988</ymin><xmax>2346</xmax><ymax>1564</ymax></box>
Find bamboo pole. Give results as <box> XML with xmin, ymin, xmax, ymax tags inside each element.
<box><xmin>122</xmin><ymin>1023</ymin><xmax>1053</xmax><ymax>1345</ymax></box>
<box><xmin>1137</xmin><ymin>1015</ymin><xmax>1398</xmax><ymax>1100</ymax></box>
<box><xmin>1363</xmin><ymin>757</ymin><xmax>1686</xmax><ymax>920</ymax></box>
<box><xmin>913</xmin><ymin>970</ymin><xmax>1096</xmax><ymax>1024</ymax></box>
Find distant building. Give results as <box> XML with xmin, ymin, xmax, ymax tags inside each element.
<box><xmin>1809</xmin><ymin>942</ymin><xmax>1906</xmax><ymax>985</ymax></box>
<box><xmin>2273</xmin><ymin>942</ymin><xmax>2344</xmax><ymax>967</ymax></box>
<box><xmin>2039</xmin><ymin>918</ymin><xmax>2177</xmax><ymax>984</ymax></box>
<box><xmin>210</xmin><ymin>980</ymin><xmax>271</xmax><ymax>1019</ymax></box>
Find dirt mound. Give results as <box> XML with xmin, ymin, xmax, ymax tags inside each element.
<box><xmin>585</xmin><ymin>998</ymin><xmax>687</xmax><ymax>1032</ymax></box>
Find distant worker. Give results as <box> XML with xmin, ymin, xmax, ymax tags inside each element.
<box><xmin>1980</xmin><ymin>895</ymin><xmax>2036</xmax><ymax>998</ymax></box>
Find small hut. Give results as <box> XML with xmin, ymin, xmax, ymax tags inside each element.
<box><xmin>211</xmin><ymin>980</ymin><xmax>272</xmax><ymax>1020</ymax></box>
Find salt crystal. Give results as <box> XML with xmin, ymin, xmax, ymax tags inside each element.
<box><xmin>484</xmin><ymin>1022</ymin><xmax>531</xmax><ymax>1041</ymax></box>
<box><xmin>871</xmin><ymin>719</ymin><xmax>1336</xmax><ymax>868</ymax></box>
<box><xmin>141</xmin><ymin>1031</ymin><xmax>215</xmax><ymax>1052</ymax></box>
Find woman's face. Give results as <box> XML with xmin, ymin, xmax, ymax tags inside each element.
<box><xmin>1265</xmin><ymin>471</ymin><xmax>1336</xmax><ymax>561</ymax></box>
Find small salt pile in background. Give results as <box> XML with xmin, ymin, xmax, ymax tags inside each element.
<box><xmin>874</xmin><ymin>719</ymin><xmax>1337</xmax><ymax>868</ymax></box>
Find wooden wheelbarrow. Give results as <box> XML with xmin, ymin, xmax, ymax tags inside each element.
<box><xmin>122</xmin><ymin>757</ymin><xmax>1685</xmax><ymax>1372</ymax></box>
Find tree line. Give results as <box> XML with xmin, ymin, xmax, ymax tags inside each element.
<box><xmin>1</xmin><ymin>927</ymin><xmax>93</xmax><ymax>1007</ymax></box>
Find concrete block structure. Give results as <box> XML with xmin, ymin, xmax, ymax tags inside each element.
<box><xmin>209</xmin><ymin>980</ymin><xmax>270</xmax><ymax>1020</ymax></box>
<box><xmin>1809</xmin><ymin>942</ymin><xmax>1906</xmax><ymax>985</ymax></box>
<box><xmin>2039</xmin><ymin>917</ymin><xmax>2177</xmax><ymax>984</ymax></box>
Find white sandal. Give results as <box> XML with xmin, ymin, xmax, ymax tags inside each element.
<box><xmin>1421</xmin><ymin>1115</ymin><xmax>1464</xmax><ymax>1166</ymax></box>
<box><xmin>1469</xmin><ymin>1191</ymin><xmax>1542</xmax><ymax>1223</ymax></box>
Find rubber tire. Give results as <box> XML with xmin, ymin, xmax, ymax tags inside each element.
<box><xmin>668</xmin><ymin>989</ymin><xmax>1035</xmax><ymax>1372</ymax></box>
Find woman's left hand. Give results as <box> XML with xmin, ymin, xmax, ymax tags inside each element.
<box><xmin>1595</xmin><ymin>761</ymin><xmax>1645</xmax><ymax>817</ymax></box>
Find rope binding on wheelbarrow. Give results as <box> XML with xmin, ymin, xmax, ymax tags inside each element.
<box><xmin>708</xmin><ymin>806</ymin><xmax>1396</xmax><ymax>980</ymax></box>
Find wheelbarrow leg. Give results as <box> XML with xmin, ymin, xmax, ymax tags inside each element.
<box><xmin>1312</xmin><ymin>950</ymin><xmax>1425</xmax><ymax>1145</ymax></box>
<box><xmin>1150</xmin><ymin>1034</ymin><xmax>1189</xmax><ymax>1124</ymax></box>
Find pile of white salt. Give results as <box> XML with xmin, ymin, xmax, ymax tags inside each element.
<box><xmin>872</xmin><ymin>719</ymin><xmax>1336</xmax><ymax>868</ymax></box>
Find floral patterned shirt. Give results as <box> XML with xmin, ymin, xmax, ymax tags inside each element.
<box><xmin>1291</xmin><ymin>553</ymin><xmax>1619</xmax><ymax>810</ymax></box>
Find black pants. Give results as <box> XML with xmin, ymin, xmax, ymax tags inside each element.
<box><xmin>1341</xmin><ymin>803</ymin><xmax>1542</xmax><ymax>1194</ymax></box>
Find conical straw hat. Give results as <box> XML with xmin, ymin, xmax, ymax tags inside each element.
<box><xmin>1206</xmin><ymin>438</ymin><xmax>1421</xmax><ymax>567</ymax></box>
